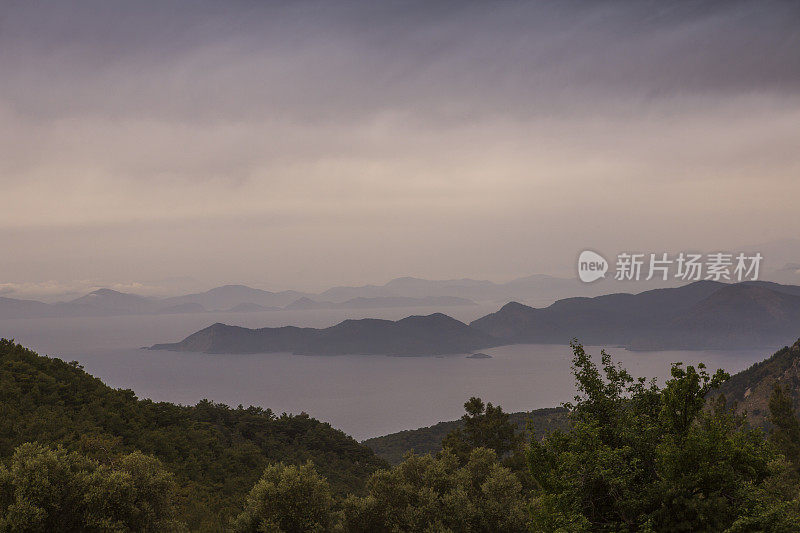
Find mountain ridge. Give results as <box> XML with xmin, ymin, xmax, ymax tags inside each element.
<box><xmin>471</xmin><ymin>281</ymin><xmax>800</xmax><ymax>351</ymax></box>
<box><xmin>151</xmin><ymin>313</ymin><xmax>499</xmax><ymax>356</ymax></box>
<box><xmin>149</xmin><ymin>281</ymin><xmax>800</xmax><ymax>355</ymax></box>
<box><xmin>0</xmin><ymin>279</ymin><xmax>492</xmax><ymax>318</ymax></box>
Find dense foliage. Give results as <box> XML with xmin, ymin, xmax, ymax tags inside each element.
<box><xmin>441</xmin><ymin>397</ymin><xmax>522</xmax><ymax>460</ymax></box>
<box><xmin>528</xmin><ymin>341</ymin><xmax>800</xmax><ymax>532</ymax></box>
<box><xmin>3</xmin><ymin>338</ymin><xmax>800</xmax><ymax>531</ymax></box>
<box><xmin>0</xmin><ymin>442</ymin><xmax>182</xmax><ymax>532</ymax></box>
<box><xmin>363</xmin><ymin>407</ymin><xmax>567</xmax><ymax>464</ymax></box>
<box><xmin>232</xmin><ymin>462</ymin><xmax>334</xmax><ymax>533</ymax></box>
<box><xmin>0</xmin><ymin>340</ymin><xmax>385</xmax><ymax>530</ymax></box>
<box><xmin>341</xmin><ymin>448</ymin><xmax>528</xmax><ymax>533</ymax></box>
<box><xmin>769</xmin><ymin>384</ymin><xmax>800</xmax><ymax>473</ymax></box>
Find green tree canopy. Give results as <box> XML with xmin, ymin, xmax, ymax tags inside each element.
<box><xmin>769</xmin><ymin>383</ymin><xmax>800</xmax><ymax>472</ymax></box>
<box><xmin>528</xmin><ymin>341</ymin><xmax>794</xmax><ymax>532</ymax></box>
<box><xmin>232</xmin><ymin>462</ymin><xmax>334</xmax><ymax>533</ymax></box>
<box><xmin>342</xmin><ymin>447</ymin><xmax>528</xmax><ymax>533</ymax></box>
<box><xmin>441</xmin><ymin>397</ymin><xmax>523</xmax><ymax>462</ymax></box>
<box><xmin>0</xmin><ymin>442</ymin><xmax>182</xmax><ymax>532</ymax></box>
<box><xmin>0</xmin><ymin>338</ymin><xmax>385</xmax><ymax>530</ymax></box>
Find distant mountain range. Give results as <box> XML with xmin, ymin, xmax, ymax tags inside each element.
<box><xmin>316</xmin><ymin>274</ymin><xmax>670</xmax><ymax>305</ymax></box>
<box><xmin>0</xmin><ymin>289</ymin><xmax>161</xmax><ymax>319</ymax></box>
<box><xmin>6</xmin><ymin>276</ymin><xmax>800</xmax><ymax>353</ymax></box>
<box><xmin>0</xmin><ymin>273</ymin><xmax>694</xmax><ymax>320</ymax></box>
<box><xmin>150</xmin><ymin>281</ymin><xmax>800</xmax><ymax>354</ymax></box>
<box><xmin>285</xmin><ymin>295</ymin><xmax>475</xmax><ymax>310</ymax></box>
<box><xmin>150</xmin><ymin>313</ymin><xmax>497</xmax><ymax>356</ymax></box>
<box><xmin>0</xmin><ymin>283</ymin><xmax>484</xmax><ymax>319</ymax></box>
<box><xmin>158</xmin><ymin>285</ymin><xmax>305</xmax><ymax>311</ymax></box>
<box><xmin>471</xmin><ymin>280</ymin><xmax>800</xmax><ymax>350</ymax></box>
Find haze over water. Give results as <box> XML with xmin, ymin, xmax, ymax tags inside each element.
<box><xmin>0</xmin><ymin>307</ymin><xmax>770</xmax><ymax>440</ymax></box>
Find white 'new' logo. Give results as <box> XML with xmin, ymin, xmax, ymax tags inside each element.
<box><xmin>578</xmin><ymin>250</ymin><xmax>608</xmax><ymax>283</ymax></box>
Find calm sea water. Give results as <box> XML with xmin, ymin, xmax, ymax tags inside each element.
<box><xmin>0</xmin><ymin>306</ymin><xmax>771</xmax><ymax>440</ymax></box>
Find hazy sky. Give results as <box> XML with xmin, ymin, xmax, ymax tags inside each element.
<box><xmin>1</xmin><ymin>1</ymin><xmax>799</xmax><ymax>297</ymax></box>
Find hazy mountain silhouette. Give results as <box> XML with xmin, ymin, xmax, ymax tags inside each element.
<box><xmin>7</xmin><ymin>278</ymin><xmax>800</xmax><ymax>350</ymax></box>
<box><xmin>147</xmin><ymin>280</ymin><xmax>800</xmax><ymax>354</ymax></box>
<box><xmin>0</xmin><ymin>279</ymin><xmax>488</xmax><ymax>318</ymax></box>
<box><xmin>284</xmin><ymin>295</ymin><xmax>475</xmax><ymax>310</ymax></box>
<box><xmin>0</xmin><ymin>296</ymin><xmax>55</xmax><ymax>319</ymax></box>
<box><xmin>318</xmin><ymin>275</ymin><xmax>585</xmax><ymax>304</ymax></box>
<box><xmin>226</xmin><ymin>302</ymin><xmax>279</xmax><ymax>313</ymax></box>
<box><xmin>156</xmin><ymin>303</ymin><xmax>207</xmax><ymax>314</ymax></box>
<box><xmin>471</xmin><ymin>281</ymin><xmax>800</xmax><ymax>350</ymax></box>
<box><xmin>159</xmin><ymin>284</ymin><xmax>306</xmax><ymax>310</ymax></box>
<box><xmin>632</xmin><ymin>284</ymin><xmax>800</xmax><ymax>350</ymax></box>
<box><xmin>150</xmin><ymin>313</ymin><xmax>498</xmax><ymax>356</ymax></box>
<box><xmin>284</xmin><ymin>297</ymin><xmax>332</xmax><ymax>310</ymax></box>
<box><xmin>68</xmin><ymin>288</ymin><xmax>157</xmax><ymax>314</ymax></box>
<box><xmin>0</xmin><ymin>289</ymin><xmax>160</xmax><ymax>318</ymax></box>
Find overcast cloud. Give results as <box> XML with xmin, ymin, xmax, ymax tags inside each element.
<box><xmin>1</xmin><ymin>0</ymin><xmax>799</xmax><ymax>295</ymax></box>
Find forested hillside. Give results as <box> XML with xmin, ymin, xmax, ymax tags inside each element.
<box><xmin>363</xmin><ymin>407</ymin><xmax>567</xmax><ymax>464</ymax></box>
<box><xmin>4</xmin><ymin>338</ymin><xmax>800</xmax><ymax>531</ymax></box>
<box><xmin>0</xmin><ymin>340</ymin><xmax>385</xmax><ymax>530</ymax></box>
<box><xmin>716</xmin><ymin>338</ymin><xmax>800</xmax><ymax>424</ymax></box>
<box><xmin>366</xmin><ymin>340</ymin><xmax>800</xmax><ymax>466</ymax></box>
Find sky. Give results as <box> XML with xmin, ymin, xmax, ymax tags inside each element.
<box><xmin>1</xmin><ymin>0</ymin><xmax>799</xmax><ymax>298</ymax></box>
